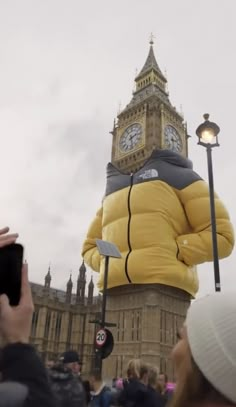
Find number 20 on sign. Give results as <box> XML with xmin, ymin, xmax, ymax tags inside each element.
<box><xmin>96</xmin><ymin>328</ymin><xmax>107</xmax><ymax>347</ymax></box>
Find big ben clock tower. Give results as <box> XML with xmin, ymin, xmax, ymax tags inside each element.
<box><xmin>103</xmin><ymin>40</ymin><xmax>190</xmax><ymax>379</ymax></box>
<box><xmin>102</xmin><ymin>40</ymin><xmax>191</xmax><ymax>381</ymax></box>
<box><xmin>83</xmin><ymin>38</ymin><xmax>233</xmax><ymax>380</ymax></box>
<box><xmin>111</xmin><ymin>38</ymin><xmax>188</xmax><ymax>173</ymax></box>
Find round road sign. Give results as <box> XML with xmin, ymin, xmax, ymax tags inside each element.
<box><xmin>95</xmin><ymin>328</ymin><xmax>107</xmax><ymax>347</ymax></box>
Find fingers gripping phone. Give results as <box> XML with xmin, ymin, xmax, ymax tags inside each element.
<box><xmin>0</xmin><ymin>244</ymin><xmax>24</xmax><ymax>306</ymax></box>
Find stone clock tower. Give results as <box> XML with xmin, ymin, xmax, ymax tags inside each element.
<box><xmin>102</xmin><ymin>41</ymin><xmax>191</xmax><ymax>381</ymax></box>
<box><xmin>111</xmin><ymin>38</ymin><xmax>188</xmax><ymax>174</ymax></box>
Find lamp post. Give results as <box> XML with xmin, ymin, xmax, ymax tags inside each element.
<box><xmin>196</xmin><ymin>113</ymin><xmax>221</xmax><ymax>292</ymax></box>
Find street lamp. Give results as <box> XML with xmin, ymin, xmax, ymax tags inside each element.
<box><xmin>196</xmin><ymin>113</ymin><xmax>221</xmax><ymax>292</ymax></box>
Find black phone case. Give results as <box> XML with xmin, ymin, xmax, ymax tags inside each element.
<box><xmin>0</xmin><ymin>244</ymin><xmax>23</xmax><ymax>306</ymax></box>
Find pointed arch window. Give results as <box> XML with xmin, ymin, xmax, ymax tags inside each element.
<box><xmin>55</xmin><ymin>312</ymin><xmax>62</xmax><ymax>341</ymax></box>
<box><xmin>31</xmin><ymin>308</ymin><xmax>39</xmax><ymax>337</ymax></box>
<box><xmin>44</xmin><ymin>310</ymin><xmax>51</xmax><ymax>339</ymax></box>
<box><xmin>67</xmin><ymin>314</ymin><xmax>73</xmax><ymax>346</ymax></box>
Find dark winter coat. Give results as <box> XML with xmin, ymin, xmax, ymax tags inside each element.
<box><xmin>118</xmin><ymin>379</ymin><xmax>148</xmax><ymax>407</ymax></box>
<box><xmin>49</xmin><ymin>364</ymin><xmax>87</xmax><ymax>407</ymax></box>
<box><xmin>0</xmin><ymin>343</ymin><xmax>56</xmax><ymax>407</ymax></box>
<box><xmin>147</xmin><ymin>386</ymin><xmax>165</xmax><ymax>407</ymax></box>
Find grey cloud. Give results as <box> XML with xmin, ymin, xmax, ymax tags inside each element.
<box><xmin>0</xmin><ymin>0</ymin><xmax>235</xmax><ymax>296</ymax></box>
<box><xmin>34</xmin><ymin>118</ymin><xmax>111</xmax><ymax>190</ymax></box>
<box><xmin>26</xmin><ymin>200</ymin><xmax>65</xmax><ymax>228</ymax></box>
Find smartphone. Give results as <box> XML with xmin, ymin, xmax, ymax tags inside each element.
<box><xmin>0</xmin><ymin>243</ymin><xmax>24</xmax><ymax>306</ymax></box>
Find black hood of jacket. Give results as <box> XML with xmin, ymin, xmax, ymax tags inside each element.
<box><xmin>105</xmin><ymin>149</ymin><xmax>198</xmax><ymax>197</ymax></box>
<box><xmin>149</xmin><ymin>149</ymin><xmax>192</xmax><ymax>169</ymax></box>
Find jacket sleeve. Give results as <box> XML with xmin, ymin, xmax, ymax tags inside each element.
<box><xmin>175</xmin><ymin>180</ymin><xmax>234</xmax><ymax>266</ymax></box>
<box><xmin>1</xmin><ymin>343</ymin><xmax>56</xmax><ymax>407</ymax></box>
<box><xmin>81</xmin><ymin>207</ymin><xmax>103</xmax><ymax>272</ymax></box>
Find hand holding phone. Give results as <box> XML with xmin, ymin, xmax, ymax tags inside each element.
<box><xmin>0</xmin><ymin>263</ymin><xmax>34</xmax><ymax>344</ymax></box>
<box><xmin>0</xmin><ymin>243</ymin><xmax>24</xmax><ymax>306</ymax></box>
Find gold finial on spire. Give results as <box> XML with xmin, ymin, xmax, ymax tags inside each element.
<box><xmin>149</xmin><ymin>32</ymin><xmax>155</xmax><ymax>45</ymax></box>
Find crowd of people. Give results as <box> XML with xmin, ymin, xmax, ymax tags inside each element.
<box><xmin>44</xmin><ymin>352</ymin><xmax>172</xmax><ymax>407</ymax></box>
<box><xmin>0</xmin><ymin>228</ymin><xmax>236</xmax><ymax>407</ymax></box>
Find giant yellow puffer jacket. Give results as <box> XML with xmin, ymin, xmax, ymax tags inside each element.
<box><xmin>82</xmin><ymin>149</ymin><xmax>234</xmax><ymax>297</ymax></box>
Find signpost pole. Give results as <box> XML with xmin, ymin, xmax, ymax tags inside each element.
<box><xmin>92</xmin><ymin>239</ymin><xmax>121</xmax><ymax>375</ymax></box>
<box><xmin>101</xmin><ymin>256</ymin><xmax>109</xmax><ymax>328</ymax></box>
<box><xmin>95</xmin><ymin>256</ymin><xmax>109</xmax><ymax>374</ymax></box>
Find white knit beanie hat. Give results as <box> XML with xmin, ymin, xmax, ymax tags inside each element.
<box><xmin>186</xmin><ymin>291</ymin><xmax>236</xmax><ymax>403</ymax></box>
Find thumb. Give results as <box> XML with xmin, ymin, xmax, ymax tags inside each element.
<box><xmin>0</xmin><ymin>294</ymin><xmax>10</xmax><ymax>311</ymax></box>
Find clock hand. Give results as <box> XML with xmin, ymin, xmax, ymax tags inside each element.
<box><xmin>130</xmin><ymin>133</ymin><xmax>137</xmax><ymax>141</ymax></box>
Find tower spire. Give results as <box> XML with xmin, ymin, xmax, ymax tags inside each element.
<box><xmin>76</xmin><ymin>261</ymin><xmax>86</xmax><ymax>304</ymax></box>
<box><xmin>135</xmin><ymin>38</ymin><xmax>165</xmax><ymax>82</ymax></box>
<box><xmin>66</xmin><ymin>273</ymin><xmax>73</xmax><ymax>304</ymax></box>
<box><xmin>149</xmin><ymin>32</ymin><xmax>155</xmax><ymax>46</ymax></box>
<box><xmin>44</xmin><ymin>265</ymin><xmax>52</xmax><ymax>289</ymax></box>
<box><xmin>67</xmin><ymin>273</ymin><xmax>73</xmax><ymax>286</ymax></box>
<box><xmin>88</xmin><ymin>276</ymin><xmax>94</xmax><ymax>305</ymax></box>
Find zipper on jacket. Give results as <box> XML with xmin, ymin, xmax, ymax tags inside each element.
<box><xmin>125</xmin><ymin>172</ymin><xmax>133</xmax><ymax>283</ymax></box>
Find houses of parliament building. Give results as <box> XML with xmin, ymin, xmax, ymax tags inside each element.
<box><xmin>30</xmin><ymin>262</ymin><xmax>102</xmax><ymax>375</ymax></box>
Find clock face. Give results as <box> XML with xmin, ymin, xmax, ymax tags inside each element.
<box><xmin>164</xmin><ymin>125</ymin><xmax>183</xmax><ymax>152</ymax></box>
<box><xmin>119</xmin><ymin>123</ymin><xmax>143</xmax><ymax>153</ymax></box>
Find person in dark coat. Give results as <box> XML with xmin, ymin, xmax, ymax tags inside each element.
<box><xmin>49</xmin><ymin>350</ymin><xmax>86</xmax><ymax>407</ymax></box>
<box><xmin>118</xmin><ymin>359</ymin><xmax>149</xmax><ymax>407</ymax></box>
<box><xmin>0</xmin><ymin>255</ymin><xmax>56</xmax><ymax>407</ymax></box>
<box><xmin>49</xmin><ymin>362</ymin><xmax>87</xmax><ymax>407</ymax></box>
<box><xmin>0</xmin><ymin>342</ymin><xmax>56</xmax><ymax>407</ymax></box>
<box><xmin>147</xmin><ymin>366</ymin><xmax>165</xmax><ymax>407</ymax></box>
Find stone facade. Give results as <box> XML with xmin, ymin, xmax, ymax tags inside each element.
<box><xmin>30</xmin><ymin>271</ymin><xmax>190</xmax><ymax>380</ymax></box>
<box><xmin>103</xmin><ymin>285</ymin><xmax>190</xmax><ymax>379</ymax></box>
<box><xmin>30</xmin><ymin>264</ymin><xmax>102</xmax><ymax>376</ymax></box>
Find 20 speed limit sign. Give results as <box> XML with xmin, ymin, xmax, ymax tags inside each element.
<box><xmin>95</xmin><ymin>328</ymin><xmax>107</xmax><ymax>347</ymax></box>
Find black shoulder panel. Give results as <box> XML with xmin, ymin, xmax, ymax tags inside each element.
<box><xmin>105</xmin><ymin>156</ymin><xmax>202</xmax><ymax>197</ymax></box>
<box><xmin>134</xmin><ymin>160</ymin><xmax>202</xmax><ymax>189</ymax></box>
<box><xmin>105</xmin><ymin>164</ymin><xmax>130</xmax><ymax>196</ymax></box>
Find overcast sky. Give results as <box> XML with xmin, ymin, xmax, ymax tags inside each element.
<box><xmin>0</xmin><ymin>0</ymin><xmax>236</xmax><ymax>297</ymax></box>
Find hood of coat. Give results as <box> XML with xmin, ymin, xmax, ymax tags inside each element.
<box><xmin>149</xmin><ymin>149</ymin><xmax>192</xmax><ymax>169</ymax></box>
<box><xmin>105</xmin><ymin>149</ymin><xmax>193</xmax><ymax>197</ymax></box>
